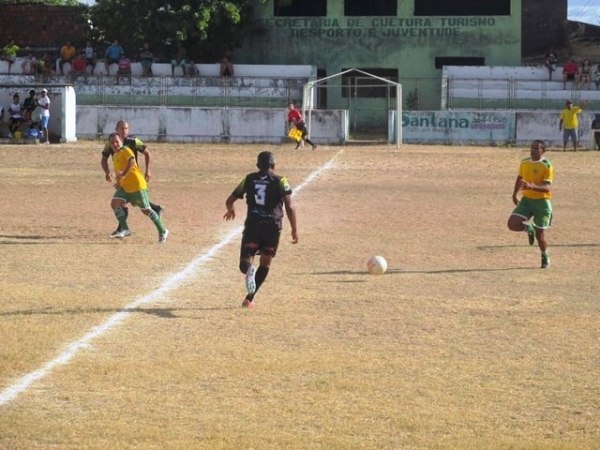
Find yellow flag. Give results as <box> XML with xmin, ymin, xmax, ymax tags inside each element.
<box><xmin>288</xmin><ymin>127</ymin><xmax>303</xmax><ymax>142</ymax></box>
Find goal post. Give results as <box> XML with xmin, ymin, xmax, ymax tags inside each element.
<box><xmin>303</xmin><ymin>68</ymin><xmax>402</xmax><ymax>148</ymax></box>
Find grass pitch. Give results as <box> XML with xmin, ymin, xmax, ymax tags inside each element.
<box><xmin>0</xmin><ymin>142</ymin><xmax>599</xmax><ymax>450</ymax></box>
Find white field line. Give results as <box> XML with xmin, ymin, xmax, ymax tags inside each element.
<box><xmin>0</xmin><ymin>149</ymin><xmax>343</xmax><ymax>407</ymax></box>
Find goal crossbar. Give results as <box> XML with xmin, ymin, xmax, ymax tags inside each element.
<box><xmin>303</xmin><ymin>68</ymin><xmax>402</xmax><ymax>147</ymax></box>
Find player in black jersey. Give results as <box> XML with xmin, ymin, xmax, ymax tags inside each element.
<box><xmin>224</xmin><ymin>151</ymin><xmax>298</xmax><ymax>308</ymax></box>
<box><xmin>101</xmin><ymin>120</ymin><xmax>163</xmax><ymax>237</ymax></box>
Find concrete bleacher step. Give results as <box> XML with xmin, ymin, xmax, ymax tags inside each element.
<box><xmin>443</xmin><ymin>65</ymin><xmax>600</xmax><ymax>109</ymax></box>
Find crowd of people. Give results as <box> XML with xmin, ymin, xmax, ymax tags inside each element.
<box><xmin>0</xmin><ymin>88</ymin><xmax>50</xmax><ymax>143</ymax></box>
<box><xmin>1</xmin><ymin>38</ymin><xmax>235</xmax><ymax>78</ymax></box>
<box><xmin>544</xmin><ymin>47</ymin><xmax>600</xmax><ymax>90</ymax></box>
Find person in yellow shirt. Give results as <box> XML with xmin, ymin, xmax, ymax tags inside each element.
<box><xmin>1</xmin><ymin>39</ymin><xmax>20</xmax><ymax>74</ymax></box>
<box><xmin>59</xmin><ymin>41</ymin><xmax>76</xmax><ymax>76</ymax></box>
<box><xmin>559</xmin><ymin>99</ymin><xmax>589</xmax><ymax>152</ymax></box>
<box><xmin>507</xmin><ymin>140</ymin><xmax>554</xmax><ymax>269</ymax></box>
<box><xmin>108</xmin><ymin>133</ymin><xmax>169</xmax><ymax>243</ymax></box>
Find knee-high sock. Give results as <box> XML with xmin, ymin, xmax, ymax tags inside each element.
<box><xmin>246</xmin><ymin>266</ymin><xmax>270</xmax><ymax>301</ymax></box>
<box><xmin>114</xmin><ymin>207</ymin><xmax>128</xmax><ymax>230</ymax></box>
<box><xmin>147</xmin><ymin>209</ymin><xmax>165</xmax><ymax>233</ymax></box>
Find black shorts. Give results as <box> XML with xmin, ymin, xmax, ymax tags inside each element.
<box><xmin>565</xmin><ymin>74</ymin><xmax>576</xmax><ymax>81</ymax></box>
<box><xmin>240</xmin><ymin>219</ymin><xmax>281</xmax><ymax>258</ymax></box>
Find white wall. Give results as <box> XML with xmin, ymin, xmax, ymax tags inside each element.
<box><xmin>76</xmin><ymin>106</ymin><xmax>347</xmax><ymax>144</ymax></box>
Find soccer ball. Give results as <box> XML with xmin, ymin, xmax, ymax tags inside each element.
<box><xmin>367</xmin><ymin>255</ymin><xmax>387</xmax><ymax>275</ymax></box>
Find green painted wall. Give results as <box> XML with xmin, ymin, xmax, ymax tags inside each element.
<box><xmin>238</xmin><ymin>0</ymin><xmax>522</xmax><ymax>110</ymax></box>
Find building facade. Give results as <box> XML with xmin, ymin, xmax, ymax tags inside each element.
<box><xmin>238</xmin><ymin>0</ymin><xmax>523</xmax><ymax>110</ymax></box>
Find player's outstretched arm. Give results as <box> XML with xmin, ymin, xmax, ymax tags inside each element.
<box><xmin>283</xmin><ymin>195</ymin><xmax>298</xmax><ymax>243</ymax></box>
<box><xmin>142</xmin><ymin>147</ymin><xmax>152</xmax><ymax>180</ymax></box>
<box><xmin>224</xmin><ymin>194</ymin><xmax>237</xmax><ymax>221</ymax></box>
<box><xmin>101</xmin><ymin>156</ymin><xmax>112</xmax><ymax>182</ymax></box>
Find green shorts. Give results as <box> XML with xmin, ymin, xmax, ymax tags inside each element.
<box><xmin>113</xmin><ymin>187</ymin><xmax>151</xmax><ymax>210</ymax></box>
<box><xmin>512</xmin><ymin>197</ymin><xmax>553</xmax><ymax>229</ymax></box>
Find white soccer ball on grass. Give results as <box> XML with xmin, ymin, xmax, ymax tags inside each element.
<box><xmin>366</xmin><ymin>255</ymin><xmax>387</xmax><ymax>275</ymax></box>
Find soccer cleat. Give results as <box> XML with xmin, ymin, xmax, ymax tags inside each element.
<box><xmin>109</xmin><ymin>226</ymin><xmax>123</xmax><ymax>237</ymax></box>
<box><xmin>8</xmin><ymin>133</ymin><xmax>14</xmax><ymax>138</ymax></box>
<box><xmin>541</xmin><ymin>254</ymin><xmax>550</xmax><ymax>269</ymax></box>
<box><xmin>158</xmin><ymin>229</ymin><xmax>169</xmax><ymax>244</ymax></box>
<box><xmin>294</xmin><ymin>142</ymin><xmax>301</xmax><ymax>150</ymax></box>
<box><xmin>312</xmin><ymin>145</ymin><xmax>317</xmax><ymax>150</ymax></box>
<box><xmin>112</xmin><ymin>229</ymin><xmax>132</xmax><ymax>239</ymax></box>
<box><xmin>527</xmin><ymin>224</ymin><xmax>535</xmax><ymax>246</ymax></box>
<box><xmin>245</xmin><ymin>265</ymin><xmax>256</xmax><ymax>295</ymax></box>
<box><xmin>242</xmin><ymin>298</ymin><xmax>255</xmax><ymax>308</ymax></box>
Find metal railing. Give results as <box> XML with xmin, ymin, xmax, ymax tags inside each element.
<box><xmin>67</xmin><ymin>75</ymin><xmax>307</xmax><ymax>108</ymax></box>
<box><xmin>444</xmin><ymin>77</ymin><xmax>600</xmax><ymax>110</ymax></box>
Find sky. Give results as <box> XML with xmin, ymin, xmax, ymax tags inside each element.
<box><xmin>568</xmin><ymin>0</ymin><xmax>600</xmax><ymax>25</ymax></box>
<box><xmin>77</xmin><ymin>0</ymin><xmax>600</xmax><ymax>26</ymax></box>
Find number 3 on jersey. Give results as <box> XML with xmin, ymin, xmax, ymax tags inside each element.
<box><xmin>254</xmin><ymin>184</ymin><xmax>267</xmax><ymax>205</ymax></box>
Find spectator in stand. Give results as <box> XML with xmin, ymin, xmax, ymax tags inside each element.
<box><xmin>559</xmin><ymin>99</ymin><xmax>589</xmax><ymax>152</ymax></box>
<box><xmin>22</xmin><ymin>89</ymin><xmax>38</xmax><ymax>127</ymax></box>
<box><xmin>116</xmin><ymin>54</ymin><xmax>132</xmax><ymax>84</ymax></box>
<box><xmin>20</xmin><ymin>52</ymin><xmax>38</xmax><ymax>75</ymax></box>
<box><xmin>0</xmin><ymin>104</ymin><xmax>4</xmax><ymax>129</ymax></box>
<box><xmin>171</xmin><ymin>41</ymin><xmax>187</xmax><ymax>76</ymax></box>
<box><xmin>579</xmin><ymin>59</ymin><xmax>592</xmax><ymax>90</ymax></box>
<box><xmin>59</xmin><ymin>41</ymin><xmax>76</xmax><ymax>76</ymax></box>
<box><xmin>70</xmin><ymin>53</ymin><xmax>88</xmax><ymax>81</ymax></box>
<box><xmin>139</xmin><ymin>42</ymin><xmax>154</xmax><ymax>76</ymax></box>
<box><xmin>7</xmin><ymin>93</ymin><xmax>24</xmax><ymax>138</ymax></box>
<box><xmin>1</xmin><ymin>39</ymin><xmax>20</xmax><ymax>74</ymax></box>
<box><xmin>185</xmin><ymin>59</ymin><xmax>198</xmax><ymax>77</ymax></box>
<box><xmin>594</xmin><ymin>64</ymin><xmax>600</xmax><ymax>90</ymax></box>
<box><xmin>38</xmin><ymin>53</ymin><xmax>56</xmax><ymax>77</ymax></box>
<box><xmin>38</xmin><ymin>88</ymin><xmax>51</xmax><ymax>144</ymax></box>
<box><xmin>591</xmin><ymin>113</ymin><xmax>600</xmax><ymax>150</ymax></box>
<box><xmin>82</xmin><ymin>41</ymin><xmax>97</xmax><ymax>75</ymax></box>
<box><xmin>544</xmin><ymin>47</ymin><xmax>558</xmax><ymax>80</ymax></box>
<box><xmin>562</xmin><ymin>58</ymin><xmax>579</xmax><ymax>90</ymax></box>
<box><xmin>219</xmin><ymin>45</ymin><xmax>234</xmax><ymax>77</ymax></box>
<box><xmin>104</xmin><ymin>40</ymin><xmax>124</xmax><ymax>75</ymax></box>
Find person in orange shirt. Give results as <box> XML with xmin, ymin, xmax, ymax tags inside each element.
<box><xmin>59</xmin><ymin>41</ymin><xmax>76</xmax><ymax>75</ymax></box>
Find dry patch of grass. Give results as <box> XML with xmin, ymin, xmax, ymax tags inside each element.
<box><xmin>0</xmin><ymin>143</ymin><xmax>599</xmax><ymax>449</ymax></box>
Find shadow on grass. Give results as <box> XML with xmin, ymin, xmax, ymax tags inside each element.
<box><xmin>0</xmin><ymin>235</ymin><xmax>114</xmax><ymax>244</ymax></box>
<box><xmin>313</xmin><ymin>267</ymin><xmax>533</xmax><ymax>276</ymax></box>
<box><xmin>0</xmin><ymin>306</ymin><xmax>234</xmax><ymax>319</ymax></box>
<box><xmin>0</xmin><ymin>235</ymin><xmax>61</xmax><ymax>241</ymax></box>
<box><xmin>477</xmin><ymin>243</ymin><xmax>600</xmax><ymax>250</ymax></box>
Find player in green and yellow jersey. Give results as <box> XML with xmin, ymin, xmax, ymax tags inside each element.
<box><xmin>102</xmin><ymin>120</ymin><xmax>163</xmax><ymax>237</ymax></box>
<box><xmin>109</xmin><ymin>133</ymin><xmax>169</xmax><ymax>243</ymax></box>
<box><xmin>507</xmin><ymin>140</ymin><xmax>553</xmax><ymax>268</ymax></box>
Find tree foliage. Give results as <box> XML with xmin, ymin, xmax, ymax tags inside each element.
<box><xmin>0</xmin><ymin>0</ymin><xmax>80</xmax><ymax>4</ymax></box>
<box><xmin>87</xmin><ymin>0</ymin><xmax>266</xmax><ymax>62</ymax></box>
